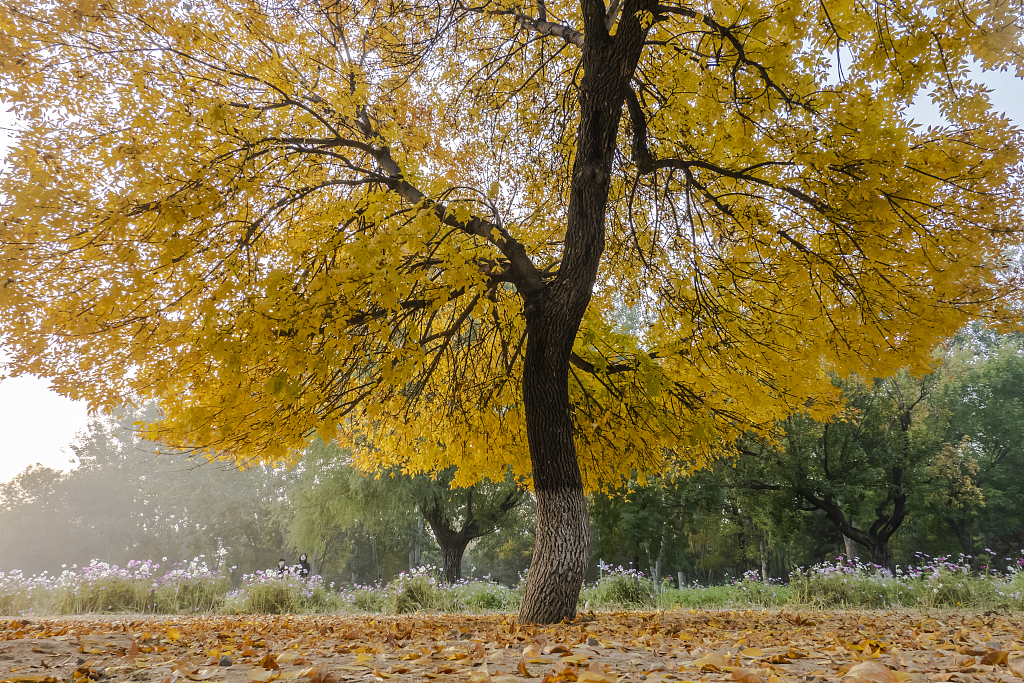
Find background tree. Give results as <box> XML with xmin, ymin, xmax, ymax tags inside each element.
<box><xmin>468</xmin><ymin>496</ymin><xmax>537</xmax><ymax>586</ymax></box>
<box><xmin>740</xmin><ymin>372</ymin><xmax>943</xmax><ymax>569</ymax></box>
<box><xmin>1</xmin><ymin>0</ymin><xmax>1022</xmax><ymax>621</ymax></box>
<box><xmin>928</xmin><ymin>331</ymin><xmax>1024</xmax><ymax>560</ymax></box>
<box><xmin>418</xmin><ymin>471</ymin><xmax>526</xmax><ymax>583</ymax></box>
<box><xmin>287</xmin><ymin>439</ymin><xmax>425</xmax><ymax>584</ymax></box>
<box><xmin>290</xmin><ymin>439</ymin><xmax>526</xmax><ymax>583</ymax></box>
<box><xmin>0</xmin><ymin>406</ymin><xmax>295</xmax><ymax>577</ymax></box>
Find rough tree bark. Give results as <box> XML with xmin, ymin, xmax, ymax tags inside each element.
<box><xmin>515</xmin><ymin>0</ymin><xmax>652</xmax><ymax>624</ymax></box>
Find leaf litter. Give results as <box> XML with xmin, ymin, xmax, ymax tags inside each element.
<box><xmin>0</xmin><ymin>610</ymin><xmax>1021</xmax><ymax>683</ymax></box>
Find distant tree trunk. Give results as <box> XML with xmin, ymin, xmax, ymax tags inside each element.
<box><xmin>421</xmin><ymin>493</ymin><xmax>477</xmax><ymax>584</ymax></box>
<box><xmin>844</xmin><ymin>535</ymin><xmax>857</xmax><ymax>562</ymax></box>
<box><xmin>440</xmin><ymin>538</ymin><xmax>471</xmax><ymax>583</ymax></box>
<box><xmin>409</xmin><ymin>514</ymin><xmax>423</xmax><ymax>571</ymax></box>
<box><xmin>795</xmin><ymin>486</ymin><xmax>907</xmax><ymax>571</ymax></box>
<box><xmin>945</xmin><ymin>516</ymin><xmax>974</xmax><ymax>556</ymax></box>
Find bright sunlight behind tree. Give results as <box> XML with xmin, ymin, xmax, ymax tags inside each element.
<box><xmin>1</xmin><ymin>0</ymin><xmax>1022</xmax><ymax>621</ymax></box>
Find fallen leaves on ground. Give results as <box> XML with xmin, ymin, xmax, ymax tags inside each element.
<box><xmin>0</xmin><ymin>610</ymin><xmax>1021</xmax><ymax>683</ymax></box>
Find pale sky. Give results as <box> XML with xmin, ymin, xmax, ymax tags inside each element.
<box><xmin>0</xmin><ymin>64</ymin><xmax>1022</xmax><ymax>486</ymax></box>
<box><xmin>0</xmin><ymin>373</ymin><xmax>90</xmax><ymax>484</ymax></box>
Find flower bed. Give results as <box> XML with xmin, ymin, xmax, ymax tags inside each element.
<box><xmin>3</xmin><ymin>552</ymin><xmax>1023</xmax><ymax>615</ymax></box>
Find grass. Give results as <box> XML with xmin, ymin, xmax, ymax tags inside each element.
<box><xmin>789</xmin><ymin>553</ymin><xmax>1024</xmax><ymax>610</ymax></box>
<box><xmin>3</xmin><ymin>552</ymin><xmax>1023</xmax><ymax>616</ymax></box>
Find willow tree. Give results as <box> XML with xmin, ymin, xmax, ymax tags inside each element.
<box><xmin>1</xmin><ymin>0</ymin><xmax>1022</xmax><ymax>622</ymax></box>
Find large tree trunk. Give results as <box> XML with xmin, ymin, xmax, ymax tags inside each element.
<box><xmin>518</xmin><ymin>294</ymin><xmax>593</xmax><ymax>623</ymax></box>
<box><xmin>516</xmin><ymin>0</ymin><xmax>651</xmax><ymax>624</ymax></box>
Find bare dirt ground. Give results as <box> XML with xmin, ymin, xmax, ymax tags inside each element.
<box><xmin>1</xmin><ymin>610</ymin><xmax>1022</xmax><ymax>683</ymax></box>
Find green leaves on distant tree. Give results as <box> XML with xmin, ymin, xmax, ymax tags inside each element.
<box><xmin>288</xmin><ymin>440</ymin><xmax>527</xmax><ymax>584</ymax></box>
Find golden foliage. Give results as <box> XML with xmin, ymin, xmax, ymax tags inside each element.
<box><xmin>0</xmin><ymin>0</ymin><xmax>1021</xmax><ymax>487</ymax></box>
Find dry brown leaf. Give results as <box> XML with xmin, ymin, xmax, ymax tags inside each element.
<box><xmin>578</xmin><ymin>672</ymin><xmax>618</xmax><ymax>683</ymax></box>
<box><xmin>732</xmin><ymin>667</ymin><xmax>765</xmax><ymax>683</ymax></box>
<box><xmin>980</xmin><ymin>650</ymin><xmax>1008</xmax><ymax>666</ymax></box>
<box><xmin>844</xmin><ymin>661</ymin><xmax>897</xmax><ymax>683</ymax></box>
<box><xmin>371</xmin><ymin>660</ymin><xmax>390</xmax><ymax>679</ymax></box>
<box><xmin>517</xmin><ymin>654</ymin><xmax>537</xmax><ymax>678</ymax></box>
<box><xmin>308</xmin><ymin>667</ymin><xmax>337</xmax><ymax>683</ymax></box>
<box><xmin>693</xmin><ymin>652</ymin><xmax>732</xmax><ymax>671</ymax></box>
<box><xmin>248</xmin><ymin>668</ymin><xmax>276</xmax><ymax>682</ymax></box>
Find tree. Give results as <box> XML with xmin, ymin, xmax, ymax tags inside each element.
<box><xmin>930</xmin><ymin>331</ymin><xmax>1024</xmax><ymax>559</ymax></box>
<box><xmin>417</xmin><ymin>470</ymin><xmax>526</xmax><ymax>583</ymax></box>
<box><xmin>287</xmin><ymin>440</ymin><xmax>424</xmax><ymax>583</ymax></box>
<box><xmin>1</xmin><ymin>0</ymin><xmax>1022</xmax><ymax>621</ymax></box>
<box><xmin>0</xmin><ymin>406</ymin><xmax>296</xmax><ymax>577</ymax></box>
<box><xmin>741</xmin><ymin>372</ymin><xmax>944</xmax><ymax>569</ymax></box>
<box><xmin>289</xmin><ymin>439</ymin><xmax>525</xmax><ymax>583</ymax></box>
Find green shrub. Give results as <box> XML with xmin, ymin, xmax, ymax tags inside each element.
<box><xmin>788</xmin><ymin>554</ymin><xmax>1024</xmax><ymax>610</ymax></box>
<box><xmin>579</xmin><ymin>567</ymin><xmax>655</xmax><ymax>610</ymax></box>
<box><xmin>223</xmin><ymin>569</ymin><xmax>339</xmax><ymax>614</ymax></box>
<box><xmin>436</xmin><ymin>579</ymin><xmax>521</xmax><ymax>613</ymax></box>
<box><xmin>385</xmin><ymin>569</ymin><xmax>437</xmax><ymax>614</ymax></box>
<box><xmin>347</xmin><ymin>586</ymin><xmax>388</xmax><ymax>613</ymax></box>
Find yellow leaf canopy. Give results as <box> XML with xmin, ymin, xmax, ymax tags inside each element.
<box><xmin>0</xmin><ymin>0</ymin><xmax>1021</xmax><ymax>489</ymax></box>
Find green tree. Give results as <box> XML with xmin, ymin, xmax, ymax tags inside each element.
<box><xmin>932</xmin><ymin>332</ymin><xmax>1024</xmax><ymax>559</ymax></box>
<box><xmin>289</xmin><ymin>440</ymin><xmax>526</xmax><ymax>584</ymax></box>
<box><xmin>741</xmin><ymin>372</ymin><xmax>942</xmax><ymax>569</ymax></box>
